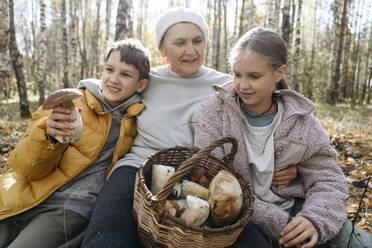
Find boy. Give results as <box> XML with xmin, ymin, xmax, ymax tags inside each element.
<box><xmin>0</xmin><ymin>38</ymin><xmax>150</xmax><ymax>248</ymax></box>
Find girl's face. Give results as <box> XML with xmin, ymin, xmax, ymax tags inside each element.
<box><xmin>101</xmin><ymin>50</ymin><xmax>147</xmax><ymax>107</ymax></box>
<box><xmin>159</xmin><ymin>22</ymin><xmax>205</xmax><ymax>76</ymax></box>
<box><xmin>232</xmin><ymin>52</ymin><xmax>286</xmax><ymax>113</ymax></box>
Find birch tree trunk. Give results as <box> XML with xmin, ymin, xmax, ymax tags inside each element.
<box><xmin>0</xmin><ymin>0</ymin><xmax>9</xmax><ymax>98</ymax></box>
<box><xmin>61</xmin><ymin>0</ymin><xmax>69</xmax><ymax>88</ymax></box>
<box><xmin>326</xmin><ymin>0</ymin><xmax>341</xmax><ymax>104</ymax></box>
<box><xmin>78</xmin><ymin>0</ymin><xmax>88</xmax><ymax>79</ymax></box>
<box><xmin>92</xmin><ymin>0</ymin><xmax>101</xmax><ymax>77</ymax></box>
<box><xmin>239</xmin><ymin>0</ymin><xmax>247</xmax><ymax>37</ymax></box>
<box><xmin>36</xmin><ymin>0</ymin><xmax>47</xmax><ymax>105</ymax></box>
<box><xmin>291</xmin><ymin>0</ymin><xmax>302</xmax><ymax>92</ymax></box>
<box><xmin>136</xmin><ymin>0</ymin><xmax>144</xmax><ymax>41</ymax></box>
<box><xmin>305</xmin><ymin>0</ymin><xmax>318</xmax><ymax>100</ymax></box>
<box><xmin>205</xmin><ymin>0</ymin><xmax>212</xmax><ymax>66</ymax></box>
<box><xmin>351</xmin><ymin>0</ymin><xmax>364</xmax><ymax>106</ymax></box>
<box><xmin>8</xmin><ymin>0</ymin><xmax>31</xmax><ymax>118</ymax></box>
<box><xmin>360</xmin><ymin>26</ymin><xmax>371</xmax><ymax>104</ymax></box>
<box><xmin>31</xmin><ymin>0</ymin><xmax>37</xmax><ymax>95</ymax></box>
<box><xmin>69</xmin><ymin>0</ymin><xmax>78</xmax><ymax>85</ymax></box>
<box><xmin>105</xmin><ymin>0</ymin><xmax>112</xmax><ymax>48</ymax></box>
<box><xmin>266</xmin><ymin>0</ymin><xmax>275</xmax><ymax>29</ymax></box>
<box><xmin>273</xmin><ymin>0</ymin><xmax>281</xmax><ymax>32</ymax></box>
<box><xmin>115</xmin><ymin>0</ymin><xmax>132</xmax><ymax>41</ymax></box>
<box><xmin>328</xmin><ymin>0</ymin><xmax>348</xmax><ymax>105</ymax></box>
<box><xmin>213</xmin><ymin>0</ymin><xmax>221</xmax><ymax>71</ymax></box>
<box><xmin>223</xmin><ymin>0</ymin><xmax>228</xmax><ymax>73</ymax></box>
<box><xmin>281</xmin><ymin>0</ymin><xmax>291</xmax><ymax>52</ymax></box>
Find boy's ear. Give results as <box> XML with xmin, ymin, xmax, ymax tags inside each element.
<box><xmin>136</xmin><ymin>78</ymin><xmax>148</xmax><ymax>93</ymax></box>
<box><xmin>275</xmin><ymin>65</ymin><xmax>287</xmax><ymax>83</ymax></box>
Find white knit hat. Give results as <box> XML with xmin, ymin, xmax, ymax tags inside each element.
<box><xmin>154</xmin><ymin>7</ymin><xmax>209</xmax><ymax>49</ymax></box>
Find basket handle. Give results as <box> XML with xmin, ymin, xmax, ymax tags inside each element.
<box><xmin>154</xmin><ymin>136</ymin><xmax>238</xmax><ymax>204</ymax></box>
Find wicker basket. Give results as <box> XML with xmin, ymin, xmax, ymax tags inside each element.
<box><xmin>133</xmin><ymin>137</ymin><xmax>254</xmax><ymax>248</ymax></box>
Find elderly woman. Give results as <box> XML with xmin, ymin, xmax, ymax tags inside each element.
<box><xmin>82</xmin><ymin>8</ymin><xmax>294</xmax><ymax>248</ymax></box>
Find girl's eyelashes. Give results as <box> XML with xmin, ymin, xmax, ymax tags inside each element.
<box><xmin>105</xmin><ymin>67</ymin><xmax>113</xmax><ymax>72</ymax></box>
<box><xmin>233</xmin><ymin>72</ymin><xmax>241</xmax><ymax>78</ymax></box>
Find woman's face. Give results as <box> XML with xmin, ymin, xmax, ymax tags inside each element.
<box><xmin>159</xmin><ymin>22</ymin><xmax>205</xmax><ymax>76</ymax></box>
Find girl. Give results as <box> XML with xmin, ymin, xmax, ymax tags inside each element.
<box><xmin>194</xmin><ymin>27</ymin><xmax>371</xmax><ymax>247</ymax></box>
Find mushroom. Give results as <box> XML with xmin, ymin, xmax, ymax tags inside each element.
<box><xmin>42</xmin><ymin>88</ymin><xmax>83</xmax><ymax>143</ymax></box>
<box><xmin>172</xmin><ymin>179</ymin><xmax>209</xmax><ymax>201</ymax></box>
<box><xmin>165</xmin><ymin>199</ymin><xmax>187</xmax><ymax>217</ymax></box>
<box><xmin>151</xmin><ymin>164</ymin><xmax>175</xmax><ymax>195</ymax></box>
<box><xmin>208</xmin><ymin>170</ymin><xmax>243</xmax><ymax>226</ymax></box>
<box><xmin>179</xmin><ymin>195</ymin><xmax>210</xmax><ymax>227</ymax></box>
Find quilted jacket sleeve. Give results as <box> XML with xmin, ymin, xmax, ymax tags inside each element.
<box><xmin>295</xmin><ymin>116</ymin><xmax>348</xmax><ymax>243</ymax></box>
<box><xmin>8</xmin><ymin>106</ymin><xmax>68</xmax><ymax>180</ymax></box>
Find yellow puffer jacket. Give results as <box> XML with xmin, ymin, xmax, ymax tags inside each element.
<box><xmin>0</xmin><ymin>88</ymin><xmax>144</xmax><ymax>220</ymax></box>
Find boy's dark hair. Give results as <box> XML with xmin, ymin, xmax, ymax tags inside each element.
<box><xmin>105</xmin><ymin>39</ymin><xmax>151</xmax><ymax>81</ymax></box>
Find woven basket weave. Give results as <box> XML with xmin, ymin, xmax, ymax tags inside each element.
<box><xmin>133</xmin><ymin>137</ymin><xmax>254</xmax><ymax>248</ymax></box>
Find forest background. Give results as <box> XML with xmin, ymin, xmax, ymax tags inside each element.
<box><xmin>0</xmin><ymin>0</ymin><xmax>371</xmax><ymax>235</ymax></box>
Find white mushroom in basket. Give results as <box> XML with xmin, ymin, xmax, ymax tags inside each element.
<box><xmin>42</xmin><ymin>88</ymin><xmax>83</xmax><ymax>143</ymax></box>
<box><xmin>172</xmin><ymin>179</ymin><xmax>209</xmax><ymax>201</ymax></box>
<box><xmin>151</xmin><ymin>164</ymin><xmax>175</xmax><ymax>195</ymax></box>
<box><xmin>208</xmin><ymin>170</ymin><xmax>243</xmax><ymax>226</ymax></box>
<box><xmin>179</xmin><ymin>195</ymin><xmax>210</xmax><ymax>227</ymax></box>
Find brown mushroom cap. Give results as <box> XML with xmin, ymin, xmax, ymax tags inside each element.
<box><xmin>42</xmin><ymin>88</ymin><xmax>83</xmax><ymax>110</ymax></box>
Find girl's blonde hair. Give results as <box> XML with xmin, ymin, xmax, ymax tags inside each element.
<box><xmin>229</xmin><ymin>27</ymin><xmax>289</xmax><ymax>90</ymax></box>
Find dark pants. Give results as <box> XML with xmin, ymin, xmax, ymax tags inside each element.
<box><xmin>81</xmin><ymin>166</ymin><xmax>269</xmax><ymax>248</ymax></box>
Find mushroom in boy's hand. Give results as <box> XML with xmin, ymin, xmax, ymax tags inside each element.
<box><xmin>42</xmin><ymin>88</ymin><xmax>83</xmax><ymax>143</ymax></box>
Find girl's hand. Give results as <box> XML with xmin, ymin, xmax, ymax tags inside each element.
<box><xmin>279</xmin><ymin>216</ymin><xmax>318</xmax><ymax>248</ymax></box>
<box><xmin>46</xmin><ymin>106</ymin><xmax>77</xmax><ymax>138</ymax></box>
<box><xmin>272</xmin><ymin>164</ymin><xmax>298</xmax><ymax>189</ymax></box>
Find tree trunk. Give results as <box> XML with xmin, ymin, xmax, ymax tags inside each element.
<box><xmin>266</xmin><ymin>0</ymin><xmax>275</xmax><ymax>30</ymax></box>
<box><xmin>281</xmin><ymin>0</ymin><xmax>291</xmax><ymax>44</ymax></box>
<box><xmin>0</xmin><ymin>0</ymin><xmax>9</xmax><ymax>98</ymax></box>
<box><xmin>326</xmin><ymin>0</ymin><xmax>343</xmax><ymax>104</ymax></box>
<box><xmin>360</xmin><ymin>26</ymin><xmax>371</xmax><ymax>104</ymax></box>
<box><xmin>115</xmin><ymin>0</ymin><xmax>132</xmax><ymax>41</ymax></box>
<box><xmin>205</xmin><ymin>0</ymin><xmax>212</xmax><ymax>66</ymax></box>
<box><xmin>136</xmin><ymin>0</ymin><xmax>144</xmax><ymax>41</ymax></box>
<box><xmin>351</xmin><ymin>0</ymin><xmax>364</xmax><ymax>106</ymax></box>
<box><xmin>31</xmin><ymin>0</ymin><xmax>37</xmax><ymax>95</ymax></box>
<box><xmin>273</xmin><ymin>0</ymin><xmax>281</xmax><ymax>32</ymax></box>
<box><xmin>213</xmin><ymin>0</ymin><xmax>221</xmax><ymax>71</ymax></box>
<box><xmin>36</xmin><ymin>0</ymin><xmax>47</xmax><ymax>105</ymax></box>
<box><xmin>8</xmin><ymin>0</ymin><xmax>31</xmax><ymax>118</ymax></box>
<box><xmin>92</xmin><ymin>0</ymin><xmax>102</xmax><ymax>77</ymax></box>
<box><xmin>61</xmin><ymin>0</ymin><xmax>69</xmax><ymax>88</ymax></box>
<box><xmin>78</xmin><ymin>0</ymin><xmax>88</xmax><ymax>79</ymax></box>
<box><xmin>69</xmin><ymin>0</ymin><xmax>78</xmax><ymax>86</ymax></box>
<box><xmin>105</xmin><ymin>0</ymin><xmax>112</xmax><ymax>48</ymax></box>
<box><xmin>305</xmin><ymin>0</ymin><xmax>318</xmax><ymax>100</ymax></box>
<box><xmin>238</xmin><ymin>0</ymin><xmax>247</xmax><ymax>37</ymax></box>
<box><xmin>291</xmin><ymin>0</ymin><xmax>302</xmax><ymax>92</ymax></box>
<box><xmin>223</xmin><ymin>0</ymin><xmax>228</xmax><ymax>73</ymax></box>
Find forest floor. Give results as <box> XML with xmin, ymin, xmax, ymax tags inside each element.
<box><xmin>0</xmin><ymin>100</ymin><xmax>371</xmax><ymax>235</ymax></box>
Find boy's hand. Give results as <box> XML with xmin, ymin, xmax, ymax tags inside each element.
<box><xmin>272</xmin><ymin>164</ymin><xmax>298</xmax><ymax>189</ymax></box>
<box><xmin>46</xmin><ymin>106</ymin><xmax>78</xmax><ymax>138</ymax></box>
<box><xmin>279</xmin><ymin>216</ymin><xmax>318</xmax><ymax>248</ymax></box>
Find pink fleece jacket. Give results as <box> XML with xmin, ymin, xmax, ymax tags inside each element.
<box><xmin>193</xmin><ymin>82</ymin><xmax>348</xmax><ymax>243</ymax></box>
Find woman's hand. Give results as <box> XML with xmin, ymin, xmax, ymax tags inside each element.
<box><xmin>46</xmin><ymin>106</ymin><xmax>80</xmax><ymax>138</ymax></box>
<box><xmin>279</xmin><ymin>216</ymin><xmax>318</xmax><ymax>248</ymax></box>
<box><xmin>272</xmin><ymin>164</ymin><xmax>298</xmax><ymax>189</ymax></box>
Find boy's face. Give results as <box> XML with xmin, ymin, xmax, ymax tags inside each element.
<box><xmin>102</xmin><ymin>50</ymin><xmax>148</xmax><ymax>107</ymax></box>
